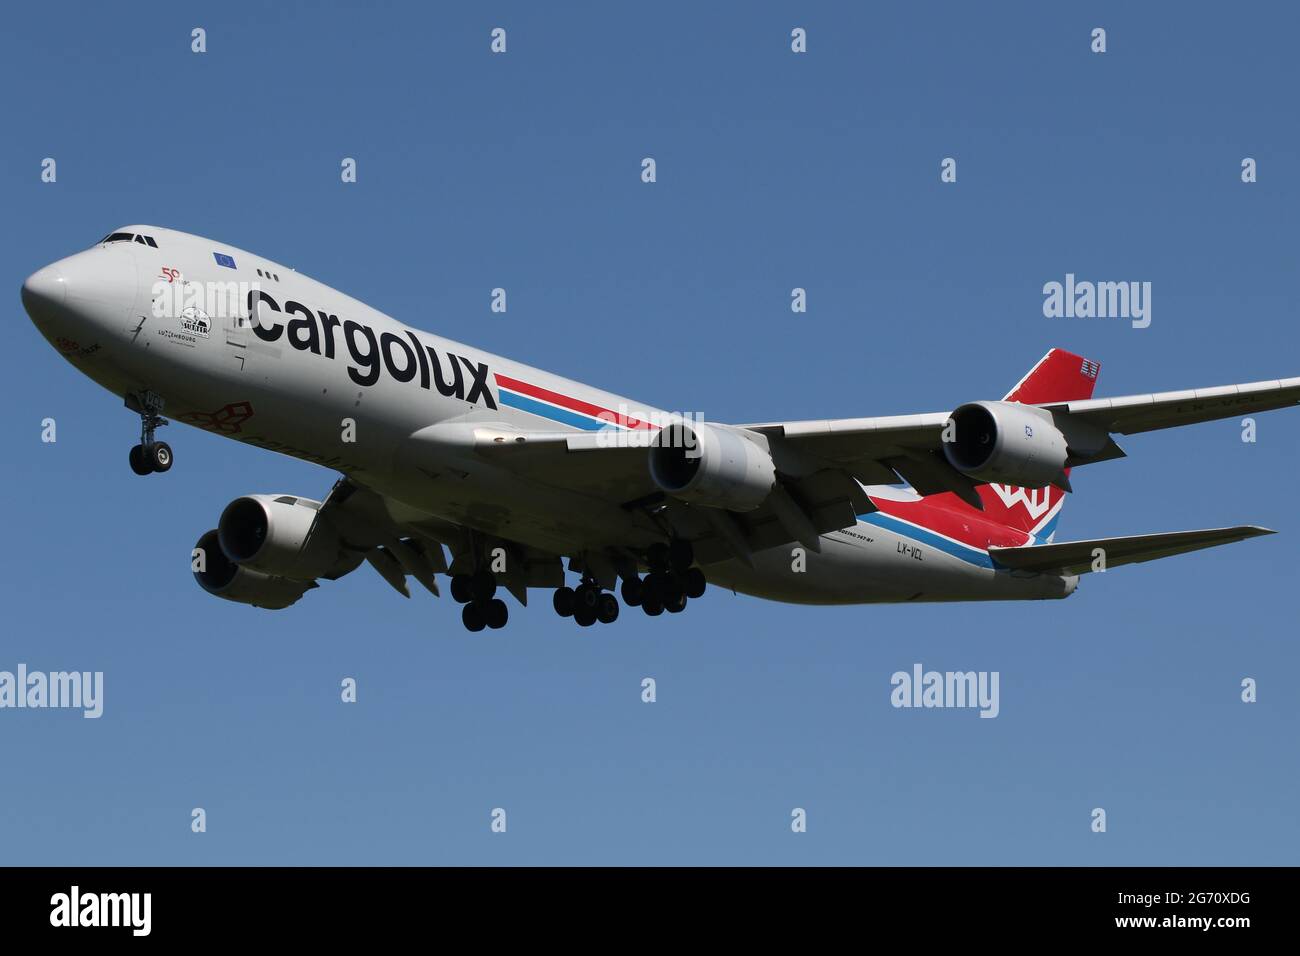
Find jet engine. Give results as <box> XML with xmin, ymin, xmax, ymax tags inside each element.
<box><xmin>191</xmin><ymin>529</ymin><xmax>315</xmax><ymax>609</ymax></box>
<box><xmin>216</xmin><ymin>494</ymin><xmax>361</xmax><ymax>581</ymax></box>
<box><xmin>942</xmin><ymin>401</ymin><xmax>1068</xmax><ymax>488</ymax></box>
<box><xmin>648</xmin><ymin>422</ymin><xmax>776</xmax><ymax>512</ymax></box>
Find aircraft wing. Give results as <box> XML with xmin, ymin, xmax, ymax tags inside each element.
<box><xmin>988</xmin><ymin>526</ymin><xmax>1274</xmax><ymax>575</ymax></box>
<box><xmin>407</xmin><ymin>422</ymin><xmax>871</xmax><ymax>565</ymax></box>
<box><xmin>315</xmin><ymin>479</ymin><xmax>448</xmax><ymax>598</ymax></box>
<box><xmin>408</xmin><ymin>367</ymin><xmax>1300</xmax><ymax>568</ymax></box>
<box><xmin>1036</xmin><ymin>376</ymin><xmax>1300</xmax><ymax>435</ymax></box>
<box><xmin>467</xmin><ymin>426</ymin><xmax>659</xmax><ymax>503</ymax></box>
<box><xmin>317</xmin><ymin>476</ymin><xmax>568</xmax><ymax>604</ymax></box>
<box><xmin>741</xmin><ymin>373</ymin><xmax>1300</xmax><ymax>497</ymax></box>
<box><xmin>458</xmin><ymin>368</ymin><xmax>1300</xmax><ymax>503</ymax></box>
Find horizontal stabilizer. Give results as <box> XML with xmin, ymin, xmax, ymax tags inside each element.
<box><xmin>989</xmin><ymin>526</ymin><xmax>1275</xmax><ymax>575</ymax></box>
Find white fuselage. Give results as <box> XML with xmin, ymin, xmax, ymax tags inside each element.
<box><xmin>22</xmin><ymin>226</ymin><xmax>1075</xmax><ymax>606</ymax></box>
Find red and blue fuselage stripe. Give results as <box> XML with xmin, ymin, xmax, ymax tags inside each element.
<box><xmin>495</xmin><ymin>373</ymin><xmax>658</xmax><ymax>432</ymax></box>
<box><xmin>858</xmin><ymin>497</ymin><xmax>1037</xmax><ymax>569</ymax></box>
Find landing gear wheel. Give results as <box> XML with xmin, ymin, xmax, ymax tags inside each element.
<box><xmin>620</xmin><ymin>576</ymin><xmax>643</xmax><ymax>607</ymax></box>
<box><xmin>597</xmin><ymin>593</ymin><xmax>620</xmax><ymax>624</ymax></box>
<box><xmin>462</xmin><ymin>602</ymin><xmax>486</xmax><ymax>632</ymax></box>
<box><xmin>128</xmin><ymin>444</ymin><xmax>153</xmax><ymax>476</ymax></box>
<box><xmin>127</xmin><ymin>391</ymin><xmax>170</xmax><ymax>477</ymax></box>
<box><xmin>450</xmin><ymin>575</ymin><xmax>473</xmax><ymax>604</ymax></box>
<box><xmin>484</xmin><ymin>598</ymin><xmax>508</xmax><ymax>630</ymax></box>
<box><xmin>469</xmin><ymin>570</ymin><xmax>497</xmax><ymax>603</ymax></box>
<box><xmin>646</xmin><ymin>543</ymin><xmax>670</xmax><ymax>572</ymax></box>
<box><xmin>665</xmin><ymin>592</ymin><xmax>688</xmax><ymax>614</ymax></box>
<box><xmin>575</xmin><ymin>583</ymin><xmax>601</xmax><ymax>614</ymax></box>
<box><xmin>553</xmin><ymin>586</ymin><xmax>576</xmax><ymax>617</ymax></box>
<box><xmin>574</xmin><ymin>605</ymin><xmax>598</xmax><ymax>627</ymax></box>
<box><xmin>669</xmin><ymin>538</ymin><xmax>694</xmax><ymax>573</ymax></box>
<box><xmin>684</xmin><ymin>567</ymin><xmax>707</xmax><ymax>599</ymax></box>
<box><xmin>641</xmin><ymin>593</ymin><xmax>664</xmax><ymax>616</ymax></box>
<box><xmin>660</xmin><ymin>578</ymin><xmax>684</xmax><ymax>609</ymax></box>
<box><xmin>149</xmin><ymin>441</ymin><xmax>173</xmax><ymax>473</ymax></box>
<box><xmin>642</xmin><ymin>572</ymin><xmax>667</xmax><ymax>603</ymax></box>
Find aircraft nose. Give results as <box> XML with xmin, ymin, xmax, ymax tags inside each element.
<box><xmin>22</xmin><ymin>247</ymin><xmax>141</xmax><ymax>341</ymax></box>
<box><xmin>21</xmin><ymin>264</ymin><xmax>67</xmax><ymax>315</ymax></box>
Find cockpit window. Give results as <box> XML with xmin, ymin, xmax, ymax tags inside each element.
<box><xmin>97</xmin><ymin>232</ymin><xmax>159</xmax><ymax>247</ymax></box>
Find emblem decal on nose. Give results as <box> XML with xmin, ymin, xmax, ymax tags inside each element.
<box><xmin>176</xmin><ymin>401</ymin><xmax>254</xmax><ymax>435</ymax></box>
<box><xmin>179</xmin><ymin>307</ymin><xmax>211</xmax><ymax>338</ymax></box>
<box><xmin>54</xmin><ymin>336</ymin><xmax>101</xmax><ymax>358</ymax></box>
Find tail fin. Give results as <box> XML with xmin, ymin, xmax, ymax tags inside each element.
<box><xmin>1001</xmin><ymin>348</ymin><xmax>1101</xmax><ymax>405</ymax></box>
<box><xmin>975</xmin><ymin>349</ymin><xmax>1101</xmax><ymax>540</ymax></box>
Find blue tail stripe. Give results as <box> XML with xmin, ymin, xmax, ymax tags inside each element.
<box><xmin>857</xmin><ymin>512</ymin><xmax>996</xmax><ymax>569</ymax></box>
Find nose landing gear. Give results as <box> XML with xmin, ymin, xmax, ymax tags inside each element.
<box><xmin>125</xmin><ymin>392</ymin><xmax>172</xmax><ymax>476</ymax></box>
<box><xmin>129</xmin><ymin>441</ymin><xmax>173</xmax><ymax>475</ymax></box>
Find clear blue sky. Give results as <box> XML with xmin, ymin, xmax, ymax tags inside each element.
<box><xmin>2</xmin><ymin>1</ymin><xmax>1296</xmax><ymax>864</ymax></box>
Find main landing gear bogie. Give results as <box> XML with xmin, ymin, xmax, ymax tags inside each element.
<box><xmin>452</xmin><ymin>570</ymin><xmax>508</xmax><ymax>631</ymax></box>
<box><xmin>633</xmin><ymin>538</ymin><xmax>705</xmax><ymax>617</ymax></box>
<box><xmin>550</xmin><ymin>539</ymin><xmax>706</xmax><ymax>627</ymax></box>
<box><xmin>449</xmin><ymin>540</ymin><xmax>707</xmax><ymax>632</ymax></box>
<box><xmin>461</xmin><ymin>597</ymin><xmax>508</xmax><ymax>632</ymax></box>
<box><xmin>451</xmin><ymin>570</ymin><xmax>508</xmax><ymax>632</ymax></box>
<box><xmin>553</xmin><ymin>581</ymin><xmax>619</xmax><ymax>627</ymax></box>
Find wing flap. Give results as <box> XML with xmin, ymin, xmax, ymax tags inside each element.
<box><xmin>989</xmin><ymin>526</ymin><xmax>1274</xmax><ymax>575</ymax></box>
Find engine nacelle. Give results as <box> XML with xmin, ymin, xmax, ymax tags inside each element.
<box><xmin>216</xmin><ymin>494</ymin><xmax>357</xmax><ymax>581</ymax></box>
<box><xmin>943</xmin><ymin>401</ymin><xmax>1068</xmax><ymax>488</ymax></box>
<box><xmin>192</xmin><ymin>530</ymin><xmax>315</xmax><ymax>609</ymax></box>
<box><xmin>648</xmin><ymin>422</ymin><xmax>776</xmax><ymax>512</ymax></box>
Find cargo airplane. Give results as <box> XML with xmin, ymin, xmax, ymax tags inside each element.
<box><xmin>21</xmin><ymin>227</ymin><xmax>1300</xmax><ymax>629</ymax></box>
